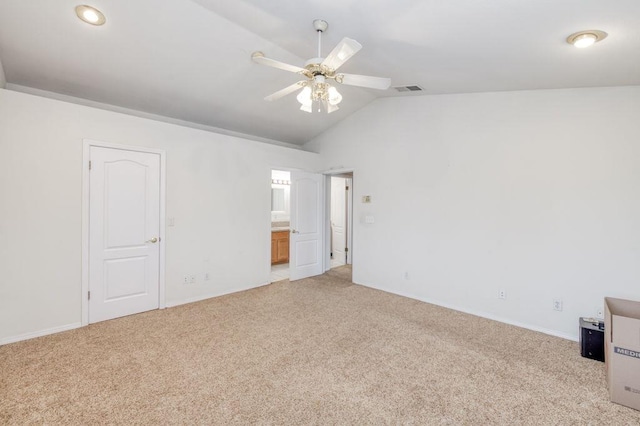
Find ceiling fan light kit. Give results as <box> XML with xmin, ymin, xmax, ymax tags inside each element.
<box><xmin>252</xmin><ymin>20</ymin><xmax>391</xmax><ymax>114</ymax></box>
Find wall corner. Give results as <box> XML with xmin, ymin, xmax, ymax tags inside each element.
<box><xmin>0</xmin><ymin>58</ymin><xmax>6</xmax><ymax>89</ymax></box>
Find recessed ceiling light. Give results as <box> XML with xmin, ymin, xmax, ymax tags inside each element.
<box><xmin>566</xmin><ymin>30</ymin><xmax>607</xmax><ymax>48</ymax></box>
<box><xmin>75</xmin><ymin>5</ymin><xmax>106</xmax><ymax>26</ymax></box>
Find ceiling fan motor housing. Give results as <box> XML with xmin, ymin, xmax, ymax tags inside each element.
<box><xmin>305</xmin><ymin>58</ymin><xmax>324</xmax><ymax>68</ymax></box>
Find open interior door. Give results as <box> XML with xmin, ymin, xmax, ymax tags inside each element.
<box><xmin>346</xmin><ymin>177</ymin><xmax>353</xmax><ymax>265</ymax></box>
<box><xmin>289</xmin><ymin>171</ymin><xmax>324</xmax><ymax>281</ymax></box>
<box><xmin>331</xmin><ymin>177</ymin><xmax>347</xmax><ymax>266</ymax></box>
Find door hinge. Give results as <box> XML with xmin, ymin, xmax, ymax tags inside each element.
<box><xmin>345</xmin><ymin>247</ymin><xmax>349</xmax><ymax>252</ymax></box>
<box><xmin>88</xmin><ymin>291</ymin><xmax>91</xmax><ymax>300</ymax></box>
<box><xmin>89</xmin><ymin>160</ymin><xmax>92</xmax><ymax>170</ymax></box>
<box><xmin>346</xmin><ymin>186</ymin><xmax>349</xmax><ymax>190</ymax></box>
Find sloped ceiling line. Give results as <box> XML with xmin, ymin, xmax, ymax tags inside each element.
<box><xmin>0</xmin><ymin>0</ymin><xmax>638</xmax><ymax>145</ymax></box>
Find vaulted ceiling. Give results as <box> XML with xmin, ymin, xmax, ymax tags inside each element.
<box><xmin>0</xmin><ymin>0</ymin><xmax>638</xmax><ymax>145</ymax></box>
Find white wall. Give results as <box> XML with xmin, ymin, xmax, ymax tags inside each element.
<box><xmin>306</xmin><ymin>86</ymin><xmax>640</xmax><ymax>340</ymax></box>
<box><xmin>3</xmin><ymin>85</ymin><xmax>639</xmax><ymax>344</ymax></box>
<box><xmin>0</xmin><ymin>89</ymin><xmax>320</xmax><ymax>343</ymax></box>
<box><xmin>0</xmin><ymin>58</ymin><xmax>5</xmax><ymax>88</ymax></box>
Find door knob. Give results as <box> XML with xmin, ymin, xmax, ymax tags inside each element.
<box><xmin>146</xmin><ymin>237</ymin><xmax>159</xmax><ymax>243</ymax></box>
<box><xmin>291</xmin><ymin>229</ymin><xmax>299</xmax><ymax>234</ymax></box>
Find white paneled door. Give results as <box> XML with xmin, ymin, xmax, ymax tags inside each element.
<box><xmin>289</xmin><ymin>171</ymin><xmax>323</xmax><ymax>281</ymax></box>
<box><xmin>89</xmin><ymin>146</ymin><xmax>161</xmax><ymax>323</ymax></box>
<box><xmin>331</xmin><ymin>177</ymin><xmax>347</xmax><ymax>266</ymax></box>
<box><xmin>346</xmin><ymin>177</ymin><xmax>353</xmax><ymax>265</ymax></box>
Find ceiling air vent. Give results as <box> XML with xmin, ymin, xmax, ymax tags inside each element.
<box><xmin>393</xmin><ymin>85</ymin><xmax>424</xmax><ymax>93</ymax></box>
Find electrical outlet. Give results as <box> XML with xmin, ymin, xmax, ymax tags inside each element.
<box><xmin>189</xmin><ymin>275</ymin><xmax>197</xmax><ymax>284</ymax></box>
<box><xmin>596</xmin><ymin>307</ymin><xmax>604</xmax><ymax>318</ymax></box>
<box><xmin>204</xmin><ymin>272</ymin><xmax>210</xmax><ymax>281</ymax></box>
<box><xmin>498</xmin><ymin>290</ymin><xmax>506</xmax><ymax>300</ymax></box>
<box><xmin>404</xmin><ymin>271</ymin><xmax>410</xmax><ymax>280</ymax></box>
<box><xmin>553</xmin><ymin>299</ymin><xmax>563</xmax><ymax>311</ymax></box>
<box><xmin>183</xmin><ymin>276</ymin><xmax>189</xmax><ymax>285</ymax></box>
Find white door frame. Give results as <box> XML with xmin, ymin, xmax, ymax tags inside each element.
<box><xmin>81</xmin><ymin>139</ymin><xmax>167</xmax><ymax>326</ymax></box>
<box><xmin>268</xmin><ymin>166</ymin><xmax>313</xmax><ymax>276</ymax></box>
<box><xmin>323</xmin><ymin>169</ymin><xmax>354</xmax><ymax>272</ymax></box>
<box><xmin>329</xmin><ymin>176</ymin><xmax>348</xmax><ymax>265</ymax></box>
<box><xmin>345</xmin><ymin>177</ymin><xmax>353</xmax><ymax>265</ymax></box>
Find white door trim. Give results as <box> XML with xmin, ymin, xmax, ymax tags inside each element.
<box><xmin>323</xmin><ymin>170</ymin><xmax>355</xmax><ymax>272</ymax></box>
<box><xmin>324</xmin><ymin>176</ymin><xmax>332</xmax><ymax>272</ymax></box>
<box><xmin>81</xmin><ymin>139</ymin><xmax>166</xmax><ymax>326</ymax></box>
<box><xmin>346</xmin><ymin>177</ymin><xmax>353</xmax><ymax>265</ymax></box>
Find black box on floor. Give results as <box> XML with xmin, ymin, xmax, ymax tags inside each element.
<box><xmin>579</xmin><ymin>317</ymin><xmax>605</xmax><ymax>362</ymax></box>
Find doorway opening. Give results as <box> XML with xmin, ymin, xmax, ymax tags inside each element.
<box><xmin>269</xmin><ymin>168</ymin><xmax>324</xmax><ymax>283</ymax></box>
<box><xmin>326</xmin><ymin>172</ymin><xmax>353</xmax><ymax>280</ymax></box>
<box><xmin>270</xmin><ymin>169</ymin><xmax>291</xmax><ymax>282</ymax></box>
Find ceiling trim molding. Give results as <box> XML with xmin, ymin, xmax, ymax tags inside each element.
<box><xmin>5</xmin><ymin>84</ymin><xmax>311</xmax><ymax>151</ymax></box>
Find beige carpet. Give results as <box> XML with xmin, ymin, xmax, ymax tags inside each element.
<box><xmin>2</xmin><ymin>265</ymin><xmax>639</xmax><ymax>424</ymax></box>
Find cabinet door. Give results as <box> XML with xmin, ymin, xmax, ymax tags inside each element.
<box><xmin>277</xmin><ymin>235</ymin><xmax>289</xmax><ymax>263</ymax></box>
<box><xmin>271</xmin><ymin>231</ymin><xmax>289</xmax><ymax>264</ymax></box>
<box><xmin>284</xmin><ymin>236</ymin><xmax>290</xmax><ymax>262</ymax></box>
<box><xmin>271</xmin><ymin>236</ymin><xmax>277</xmax><ymax>264</ymax></box>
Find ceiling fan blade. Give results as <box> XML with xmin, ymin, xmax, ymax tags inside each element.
<box><xmin>264</xmin><ymin>81</ymin><xmax>307</xmax><ymax>102</ymax></box>
<box><xmin>336</xmin><ymin>73</ymin><xmax>391</xmax><ymax>90</ymax></box>
<box><xmin>321</xmin><ymin>37</ymin><xmax>362</xmax><ymax>71</ymax></box>
<box><xmin>252</xmin><ymin>52</ymin><xmax>306</xmax><ymax>74</ymax></box>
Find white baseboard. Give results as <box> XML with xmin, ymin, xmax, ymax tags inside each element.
<box><xmin>2</xmin><ymin>282</ymin><xmax>576</xmax><ymax>347</ymax></box>
<box><xmin>2</xmin><ymin>283</ymin><xmax>275</xmax><ymax>345</ymax></box>
<box><xmin>165</xmin><ymin>281</ymin><xmax>272</xmax><ymax>308</ymax></box>
<box><xmin>355</xmin><ymin>281</ymin><xmax>578</xmax><ymax>342</ymax></box>
<box><xmin>0</xmin><ymin>322</ymin><xmax>82</xmax><ymax>346</ymax></box>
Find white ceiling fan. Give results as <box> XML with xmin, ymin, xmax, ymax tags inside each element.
<box><xmin>252</xmin><ymin>19</ymin><xmax>391</xmax><ymax>114</ymax></box>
